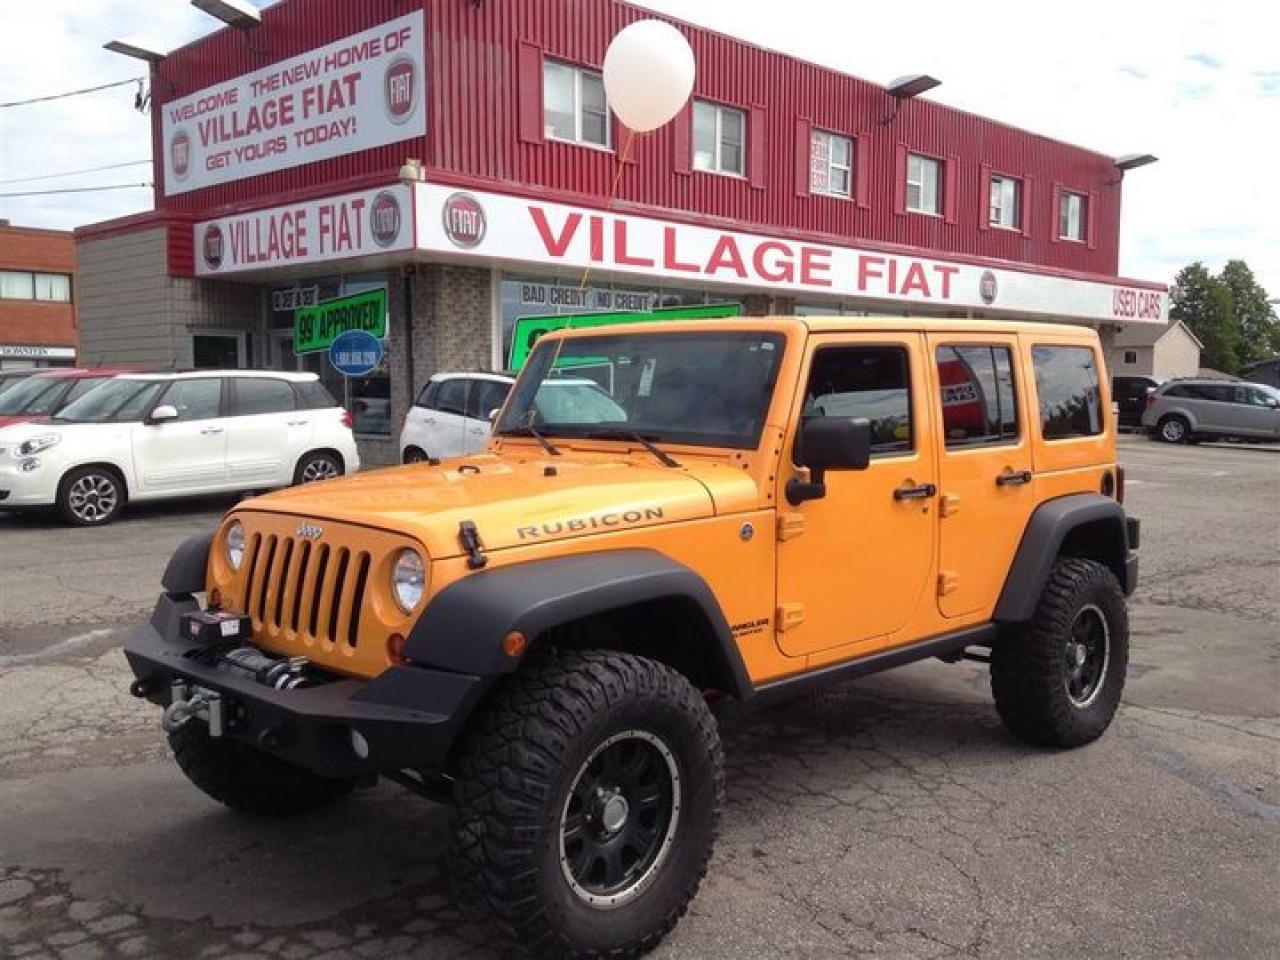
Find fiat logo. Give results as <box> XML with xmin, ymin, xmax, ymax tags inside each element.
<box><xmin>980</xmin><ymin>270</ymin><xmax>998</xmax><ymax>305</ymax></box>
<box><xmin>370</xmin><ymin>191</ymin><xmax>402</xmax><ymax>248</ymax></box>
<box><xmin>442</xmin><ymin>192</ymin><xmax>486</xmax><ymax>249</ymax></box>
<box><xmin>171</xmin><ymin>130</ymin><xmax>191</xmax><ymax>180</ymax></box>
<box><xmin>202</xmin><ymin>225</ymin><xmax>224</xmax><ymax>270</ymax></box>
<box><xmin>384</xmin><ymin>56</ymin><xmax>418</xmax><ymax>124</ymax></box>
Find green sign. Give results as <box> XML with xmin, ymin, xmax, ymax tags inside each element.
<box><xmin>507</xmin><ymin>302</ymin><xmax>743</xmax><ymax>370</ymax></box>
<box><xmin>294</xmin><ymin>288</ymin><xmax>388</xmax><ymax>354</ymax></box>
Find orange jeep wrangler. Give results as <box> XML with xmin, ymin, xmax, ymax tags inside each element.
<box><xmin>126</xmin><ymin>317</ymin><xmax>1138</xmax><ymax>958</ymax></box>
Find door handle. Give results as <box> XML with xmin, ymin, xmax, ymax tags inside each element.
<box><xmin>996</xmin><ymin>470</ymin><xmax>1033</xmax><ymax>487</ymax></box>
<box><xmin>199</xmin><ymin>427</ymin><xmax>224</xmax><ymax>435</ymax></box>
<box><xmin>893</xmin><ymin>482</ymin><xmax>937</xmax><ymax>501</ymax></box>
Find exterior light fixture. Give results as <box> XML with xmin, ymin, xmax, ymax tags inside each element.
<box><xmin>399</xmin><ymin>158</ymin><xmax>425</xmax><ymax>183</ymax></box>
<box><xmin>886</xmin><ymin>74</ymin><xmax>942</xmax><ymax>100</ymax></box>
<box><xmin>1115</xmin><ymin>154</ymin><xmax>1158</xmax><ymax>172</ymax></box>
<box><xmin>104</xmin><ymin>39</ymin><xmax>167</xmax><ymax>63</ymax></box>
<box><xmin>190</xmin><ymin>0</ymin><xmax>261</xmax><ymax>30</ymax></box>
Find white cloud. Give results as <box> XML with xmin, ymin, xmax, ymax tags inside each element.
<box><xmin>1</xmin><ymin>0</ymin><xmax>1276</xmax><ymax>296</ymax></box>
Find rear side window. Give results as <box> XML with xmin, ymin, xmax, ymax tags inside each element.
<box><xmin>297</xmin><ymin>380</ymin><xmax>338</xmax><ymax>409</ymax></box>
<box><xmin>1031</xmin><ymin>345</ymin><xmax>1102</xmax><ymax>440</ymax></box>
<box><xmin>233</xmin><ymin>378</ymin><xmax>296</xmax><ymax>416</ymax></box>
<box><xmin>936</xmin><ymin>345</ymin><xmax>1018</xmax><ymax>447</ymax></box>
<box><xmin>802</xmin><ymin>346</ymin><xmax>913</xmax><ymax>456</ymax></box>
<box><xmin>433</xmin><ymin>378</ymin><xmax>468</xmax><ymax>416</ymax></box>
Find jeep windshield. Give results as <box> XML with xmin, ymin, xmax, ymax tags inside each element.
<box><xmin>497</xmin><ymin>330</ymin><xmax>785</xmax><ymax>450</ymax></box>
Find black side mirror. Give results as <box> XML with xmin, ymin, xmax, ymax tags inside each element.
<box><xmin>787</xmin><ymin>417</ymin><xmax>872</xmax><ymax>505</ymax></box>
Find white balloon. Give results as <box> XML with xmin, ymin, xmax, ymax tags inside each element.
<box><xmin>603</xmin><ymin>20</ymin><xmax>696</xmax><ymax>134</ymax></box>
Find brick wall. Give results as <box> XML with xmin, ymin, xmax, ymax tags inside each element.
<box><xmin>0</xmin><ymin>225</ymin><xmax>79</xmax><ymax>358</ymax></box>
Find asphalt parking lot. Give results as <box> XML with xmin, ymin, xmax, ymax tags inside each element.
<box><xmin>0</xmin><ymin>435</ymin><xmax>1276</xmax><ymax>959</ymax></box>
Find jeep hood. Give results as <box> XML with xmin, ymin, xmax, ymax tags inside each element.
<box><xmin>236</xmin><ymin>452</ymin><xmax>761</xmax><ymax>559</ymax></box>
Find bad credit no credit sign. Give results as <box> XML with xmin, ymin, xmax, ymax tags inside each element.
<box><xmin>294</xmin><ymin>288</ymin><xmax>388</xmax><ymax>354</ymax></box>
<box><xmin>162</xmin><ymin>10</ymin><xmax>425</xmax><ymax>195</ymax></box>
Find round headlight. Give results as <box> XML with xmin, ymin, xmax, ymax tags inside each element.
<box><xmin>225</xmin><ymin>521</ymin><xmax>246</xmax><ymax>571</ymax></box>
<box><xmin>392</xmin><ymin>549</ymin><xmax>426</xmax><ymax>612</ymax></box>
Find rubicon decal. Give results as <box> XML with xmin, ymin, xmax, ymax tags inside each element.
<box><xmin>516</xmin><ymin>507</ymin><xmax>665</xmax><ymax>540</ymax></box>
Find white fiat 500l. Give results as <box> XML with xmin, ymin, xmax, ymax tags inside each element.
<box><xmin>0</xmin><ymin>371</ymin><xmax>360</xmax><ymax>526</ymax></box>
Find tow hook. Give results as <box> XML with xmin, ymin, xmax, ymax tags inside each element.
<box><xmin>162</xmin><ymin>679</ymin><xmax>225</xmax><ymax>738</ymax></box>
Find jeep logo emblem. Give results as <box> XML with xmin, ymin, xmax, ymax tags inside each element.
<box><xmin>296</xmin><ymin>524</ymin><xmax>324</xmax><ymax>540</ymax></box>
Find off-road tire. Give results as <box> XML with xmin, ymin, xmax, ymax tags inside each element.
<box><xmin>169</xmin><ymin>722</ymin><xmax>353</xmax><ymax>817</ymax></box>
<box><xmin>56</xmin><ymin>465</ymin><xmax>126</xmax><ymax>526</ymax></box>
<box><xmin>991</xmin><ymin>558</ymin><xmax>1128</xmax><ymax>748</ymax></box>
<box><xmin>449</xmin><ymin>650</ymin><xmax>724</xmax><ymax>959</ymax></box>
<box><xmin>293</xmin><ymin>451</ymin><xmax>342</xmax><ymax>485</ymax></box>
<box><xmin>1156</xmin><ymin>414</ymin><xmax>1191</xmax><ymax>443</ymax></box>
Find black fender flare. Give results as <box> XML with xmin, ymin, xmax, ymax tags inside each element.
<box><xmin>994</xmin><ymin>493</ymin><xmax>1135</xmax><ymax>622</ymax></box>
<box><xmin>403</xmin><ymin>548</ymin><xmax>753</xmax><ymax>699</ymax></box>
<box><xmin>161</xmin><ymin>531</ymin><xmax>214</xmax><ymax>595</ymax></box>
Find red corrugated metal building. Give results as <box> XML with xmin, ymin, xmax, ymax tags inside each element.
<box><xmin>75</xmin><ymin>0</ymin><xmax>1167</xmax><ymax>461</ymax></box>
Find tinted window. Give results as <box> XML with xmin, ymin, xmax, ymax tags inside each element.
<box><xmin>159</xmin><ymin>379</ymin><xmax>222</xmax><ymax>421</ymax></box>
<box><xmin>234</xmin><ymin>378</ymin><xmax>296</xmax><ymax>416</ymax></box>
<box><xmin>466</xmin><ymin>379</ymin><xmax>511</xmax><ymax>419</ymax></box>
<box><xmin>937</xmin><ymin>345</ymin><xmax>1018</xmax><ymax>447</ymax></box>
<box><xmin>61</xmin><ymin>377</ymin><xmax>110</xmax><ymax>406</ymax></box>
<box><xmin>297</xmin><ymin>380</ymin><xmax>338</xmax><ymax>409</ymax></box>
<box><xmin>1162</xmin><ymin>384</ymin><xmax>1189</xmax><ymax>399</ymax></box>
<box><xmin>433</xmin><ymin>378</ymin><xmax>468</xmax><ymax>416</ymax></box>
<box><xmin>1032</xmin><ymin>346</ymin><xmax>1102</xmax><ymax>439</ymax></box>
<box><xmin>803</xmin><ymin>346</ymin><xmax>912</xmax><ymax>456</ymax></box>
<box><xmin>0</xmin><ymin>376</ymin><xmax>63</xmax><ymax>415</ymax></box>
<box><xmin>415</xmin><ymin>381</ymin><xmax>439</xmax><ymax>408</ymax></box>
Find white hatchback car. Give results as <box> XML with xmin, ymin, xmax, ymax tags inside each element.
<box><xmin>0</xmin><ymin>370</ymin><xmax>359</xmax><ymax>525</ymax></box>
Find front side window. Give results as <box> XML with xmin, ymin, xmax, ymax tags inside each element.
<box><xmin>802</xmin><ymin>346</ymin><xmax>913</xmax><ymax>456</ymax></box>
<box><xmin>466</xmin><ymin>379</ymin><xmax>511</xmax><ymax>420</ymax></box>
<box><xmin>1032</xmin><ymin>346</ymin><xmax>1102</xmax><ymax>439</ymax></box>
<box><xmin>159</xmin><ymin>378</ymin><xmax>222</xmax><ymax>422</ymax></box>
<box><xmin>1059</xmin><ymin>191</ymin><xmax>1086</xmax><ymax>241</ymax></box>
<box><xmin>937</xmin><ymin>345</ymin><xmax>1018</xmax><ymax>447</ymax></box>
<box><xmin>693</xmin><ymin>101</ymin><xmax>745</xmax><ymax>176</ymax></box>
<box><xmin>233</xmin><ymin>378</ymin><xmax>296</xmax><ymax>416</ymax></box>
<box><xmin>34</xmin><ymin>273</ymin><xmax>72</xmax><ymax>302</ymax></box>
<box><xmin>500</xmin><ymin>331</ymin><xmax>785</xmax><ymax>449</ymax></box>
<box><xmin>907</xmin><ymin>153</ymin><xmax>941</xmax><ymax>214</ymax></box>
<box><xmin>989</xmin><ymin>175</ymin><xmax>1021</xmax><ymax>229</ymax></box>
<box><xmin>433</xmin><ymin>378</ymin><xmax>469</xmax><ymax>416</ymax></box>
<box><xmin>811</xmin><ymin>130</ymin><xmax>853</xmax><ymax>198</ymax></box>
<box><xmin>544</xmin><ymin>61</ymin><xmax>611</xmax><ymax>148</ymax></box>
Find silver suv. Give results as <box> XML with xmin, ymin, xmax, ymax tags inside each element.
<box><xmin>1142</xmin><ymin>378</ymin><xmax>1280</xmax><ymax>443</ymax></box>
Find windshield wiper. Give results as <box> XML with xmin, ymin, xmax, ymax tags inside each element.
<box><xmin>499</xmin><ymin>423</ymin><xmax>561</xmax><ymax>457</ymax></box>
<box><xmin>585</xmin><ymin>429</ymin><xmax>681</xmax><ymax>468</ymax></box>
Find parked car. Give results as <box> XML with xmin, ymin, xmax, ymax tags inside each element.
<box><xmin>0</xmin><ymin>370</ymin><xmax>359</xmax><ymax>525</ymax></box>
<box><xmin>1111</xmin><ymin>374</ymin><xmax>1162</xmax><ymax>428</ymax></box>
<box><xmin>399</xmin><ymin>371</ymin><xmax>626</xmax><ymax>462</ymax></box>
<box><xmin>0</xmin><ymin>368</ymin><xmax>131</xmax><ymax>428</ymax></box>
<box><xmin>1142</xmin><ymin>378</ymin><xmax>1280</xmax><ymax>443</ymax></box>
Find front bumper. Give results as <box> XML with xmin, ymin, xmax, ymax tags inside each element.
<box><xmin>0</xmin><ymin>455</ymin><xmax>59</xmax><ymax>506</ymax></box>
<box><xmin>124</xmin><ymin>594</ymin><xmax>490</xmax><ymax>779</ymax></box>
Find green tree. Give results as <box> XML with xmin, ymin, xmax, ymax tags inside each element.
<box><xmin>1219</xmin><ymin>260</ymin><xmax>1279</xmax><ymax>365</ymax></box>
<box><xmin>1171</xmin><ymin>263</ymin><xmax>1239</xmax><ymax>373</ymax></box>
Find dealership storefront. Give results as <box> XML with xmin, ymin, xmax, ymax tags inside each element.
<box><xmin>76</xmin><ymin>0</ymin><xmax>1168</xmax><ymax>463</ymax></box>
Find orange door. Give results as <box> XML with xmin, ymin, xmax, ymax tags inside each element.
<box><xmin>774</xmin><ymin>333</ymin><xmax>937</xmax><ymax>657</ymax></box>
<box><xmin>928</xmin><ymin>335</ymin><xmax>1036</xmax><ymax>619</ymax></box>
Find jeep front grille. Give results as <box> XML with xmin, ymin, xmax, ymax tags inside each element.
<box><xmin>243</xmin><ymin>532</ymin><xmax>373</xmax><ymax>651</ymax></box>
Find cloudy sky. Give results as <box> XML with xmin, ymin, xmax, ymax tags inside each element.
<box><xmin>1</xmin><ymin>0</ymin><xmax>1276</xmax><ymax>294</ymax></box>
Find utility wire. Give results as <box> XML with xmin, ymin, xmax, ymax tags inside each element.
<box><xmin>1</xmin><ymin>78</ymin><xmax>142</xmax><ymax>109</ymax></box>
<box><xmin>0</xmin><ymin>183</ymin><xmax>152</xmax><ymax>199</ymax></box>
<box><xmin>0</xmin><ymin>160</ymin><xmax>152</xmax><ymax>186</ymax></box>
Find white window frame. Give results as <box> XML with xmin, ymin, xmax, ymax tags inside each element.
<box><xmin>906</xmin><ymin>153</ymin><xmax>941</xmax><ymax>215</ymax></box>
<box><xmin>988</xmin><ymin>175</ymin><xmax>1021</xmax><ymax>230</ymax></box>
<box><xmin>543</xmin><ymin>60</ymin><xmax>612</xmax><ymax>150</ymax></box>
<box><xmin>33</xmin><ymin>272</ymin><xmax>72</xmax><ymax>302</ymax></box>
<box><xmin>1059</xmin><ymin>190</ymin><xmax>1086</xmax><ymax>241</ymax></box>
<box><xmin>0</xmin><ymin>270</ymin><xmax>35</xmax><ymax>300</ymax></box>
<box><xmin>693</xmin><ymin>100</ymin><xmax>746</xmax><ymax>177</ymax></box>
<box><xmin>811</xmin><ymin>130</ymin><xmax>853</xmax><ymax>198</ymax></box>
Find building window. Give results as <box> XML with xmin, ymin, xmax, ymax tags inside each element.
<box><xmin>811</xmin><ymin>130</ymin><xmax>853</xmax><ymax>198</ymax></box>
<box><xmin>192</xmin><ymin>333</ymin><xmax>243</xmax><ymax>369</ymax></box>
<box><xmin>543</xmin><ymin>61</ymin><xmax>611</xmax><ymax>148</ymax></box>
<box><xmin>1123</xmin><ymin>350</ymin><xmax>1138</xmax><ymax>365</ymax></box>
<box><xmin>0</xmin><ymin>271</ymin><xmax>71</xmax><ymax>302</ymax></box>
<box><xmin>693</xmin><ymin>101</ymin><xmax>745</xmax><ymax>176</ymax></box>
<box><xmin>1031</xmin><ymin>345</ymin><xmax>1102</xmax><ymax>439</ymax></box>
<box><xmin>1059</xmin><ymin>190</ymin><xmax>1087</xmax><ymax>241</ymax></box>
<box><xmin>907</xmin><ymin>153</ymin><xmax>941</xmax><ymax>214</ymax></box>
<box><xmin>989</xmin><ymin>175</ymin><xmax>1021</xmax><ymax>229</ymax></box>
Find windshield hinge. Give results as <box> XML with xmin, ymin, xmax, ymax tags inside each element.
<box><xmin>458</xmin><ymin>520</ymin><xmax>488</xmax><ymax>570</ymax></box>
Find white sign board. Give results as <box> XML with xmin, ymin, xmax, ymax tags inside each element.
<box><xmin>416</xmin><ymin>183</ymin><xmax>1169</xmax><ymax>324</ymax></box>
<box><xmin>162</xmin><ymin>11</ymin><xmax>426</xmax><ymax>195</ymax></box>
<box><xmin>194</xmin><ymin>184</ymin><xmax>414</xmax><ymax>276</ymax></box>
<box><xmin>0</xmin><ymin>344</ymin><xmax>76</xmax><ymax>360</ymax></box>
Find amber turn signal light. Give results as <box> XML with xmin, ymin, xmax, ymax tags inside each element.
<box><xmin>388</xmin><ymin>632</ymin><xmax>408</xmax><ymax>664</ymax></box>
<box><xmin>502</xmin><ymin>631</ymin><xmax>528</xmax><ymax>658</ymax></box>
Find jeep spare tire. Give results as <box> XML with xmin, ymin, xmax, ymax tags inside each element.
<box><xmin>449</xmin><ymin>650</ymin><xmax>724</xmax><ymax>959</ymax></box>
